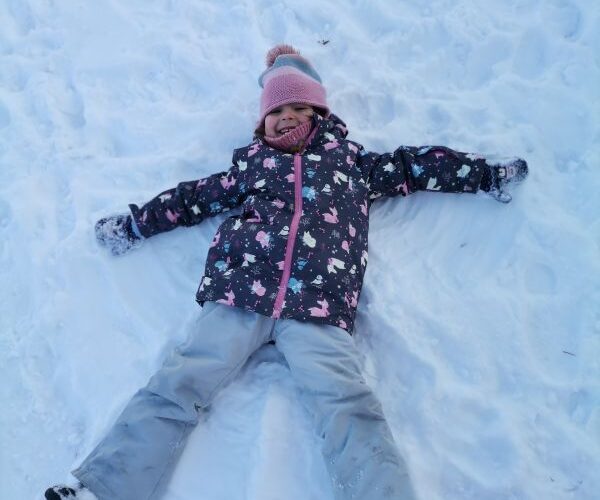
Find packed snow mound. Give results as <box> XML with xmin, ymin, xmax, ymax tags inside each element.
<box><xmin>1</xmin><ymin>1</ymin><xmax>598</xmax><ymax>499</ymax></box>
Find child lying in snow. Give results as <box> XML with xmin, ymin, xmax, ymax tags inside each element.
<box><xmin>46</xmin><ymin>44</ymin><xmax>527</xmax><ymax>500</ymax></box>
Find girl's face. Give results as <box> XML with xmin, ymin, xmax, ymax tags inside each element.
<box><xmin>264</xmin><ymin>104</ymin><xmax>314</xmax><ymax>137</ymax></box>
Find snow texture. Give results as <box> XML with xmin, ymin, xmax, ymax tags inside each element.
<box><xmin>1</xmin><ymin>1</ymin><xmax>599</xmax><ymax>499</ymax></box>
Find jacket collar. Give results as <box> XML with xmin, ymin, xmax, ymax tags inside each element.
<box><xmin>252</xmin><ymin>113</ymin><xmax>349</xmax><ymax>152</ymax></box>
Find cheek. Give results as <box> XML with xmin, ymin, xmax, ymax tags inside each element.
<box><xmin>264</xmin><ymin>116</ymin><xmax>277</xmax><ymax>135</ymax></box>
<box><xmin>300</xmin><ymin>111</ymin><xmax>314</xmax><ymax>123</ymax></box>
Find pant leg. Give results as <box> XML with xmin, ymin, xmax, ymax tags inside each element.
<box><xmin>274</xmin><ymin>320</ymin><xmax>416</xmax><ymax>500</ymax></box>
<box><xmin>73</xmin><ymin>303</ymin><xmax>274</xmax><ymax>500</ymax></box>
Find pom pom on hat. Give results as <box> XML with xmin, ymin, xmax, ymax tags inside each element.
<box><xmin>266</xmin><ymin>44</ymin><xmax>301</xmax><ymax>67</ymax></box>
<box><xmin>257</xmin><ymin>43</ymin><xmax>329</xmax><ymax>128</ymax></box>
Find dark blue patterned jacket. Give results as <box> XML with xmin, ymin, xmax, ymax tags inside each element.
<box><xmin>130</xmin><ymin>114</ymin><xmax>486</xmax><ymax>332</ymax></box>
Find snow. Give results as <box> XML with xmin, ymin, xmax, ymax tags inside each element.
<box><xmin>1</xmin><ymin>0</ymin><xmax>599</xmax><ymax>499</ymax></box>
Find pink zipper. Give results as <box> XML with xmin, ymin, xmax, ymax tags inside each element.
<box><xmin>272</xmin><ymin>124</ymin><xmax>318</xmax><ymax>319</ymax></box>
<box><xmin>272</xmin><ymin>153</ymin><xmax>303</xmax><ymax>318</ymax></box>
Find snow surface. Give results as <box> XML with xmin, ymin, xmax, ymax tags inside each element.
<box><xmin>1</xmin><ymin>0</ymin><xmax>599</xmax><ymax>499</ymax></box>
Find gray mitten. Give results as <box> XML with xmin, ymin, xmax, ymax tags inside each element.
<box><xmin>480</xmin><ymin>157</ymin><xmax>529</xmax><ymax>203</ymax></box>
<box><xmin>95</xmin><ymin>214</ymin><xmax>143</xmax><ymax>256</ymax></box>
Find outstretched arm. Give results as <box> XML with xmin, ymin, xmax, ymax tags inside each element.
<box><xmin>96</xmin><ymin>164</ymin><xmax>244</xmax><ymax>255</ymax></box>
<box><xmin>129</xmin><ymin>167</ymin><xmax>243</xmax><ymax>237</ymax></box>
<box><xmin>362</xmin><ymin>145</ymin><xmax>527</xmax><ymax>202</ymax></box>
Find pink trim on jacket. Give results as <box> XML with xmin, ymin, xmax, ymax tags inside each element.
<box><xmin>272</xmin><ymin>127</ymin><xmax>318</xmax><ymax>318</ymax></box>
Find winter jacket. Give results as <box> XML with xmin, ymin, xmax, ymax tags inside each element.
<box><xmin>130</xmin><ymin>114</ymin><xmax>487</xmax><ymax>333</ymax></box>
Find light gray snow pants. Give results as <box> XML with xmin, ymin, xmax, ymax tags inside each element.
<box><xmin>73</xmin><ymin>302</ymin><xmax>415</xmax><ymax>500</ymax></box>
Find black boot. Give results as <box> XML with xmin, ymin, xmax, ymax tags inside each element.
<box><xmin>44</xmin><ymin>483</ymin><xmax>97</xmax><ymax>500</ymax></box>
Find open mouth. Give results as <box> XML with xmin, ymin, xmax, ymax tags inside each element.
<box><xmin>277</xmin><ymin>126</ymin><xmax>297</xmax><ymax>135</ymax></box>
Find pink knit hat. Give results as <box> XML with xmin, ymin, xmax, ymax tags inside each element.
<box><xmin>257</xmin><ymin>45</ymin><xmax>329</xmax><ymax>128</ymax></box>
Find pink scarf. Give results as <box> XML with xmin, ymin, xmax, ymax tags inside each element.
<box><xmin>263</xmin><ymin>120</ymin><xmax>314</xmax><ymax>153</ymax></box>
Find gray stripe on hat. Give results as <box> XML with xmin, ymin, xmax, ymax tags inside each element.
<box><xmin>258</xmin><ymin>54</ymin><xmax>322</xmax><ymax>88</ymax></box>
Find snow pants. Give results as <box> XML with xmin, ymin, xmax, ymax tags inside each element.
<box><xmin>73</xmin><ymin>302</ymin><xmax>415</xmax><ymax>500</ymax></box>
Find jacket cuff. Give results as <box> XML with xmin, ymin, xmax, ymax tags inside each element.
<box><xmin>129</xmin><ymin>213</ymin><xmax>145</xmax><ymax>239</ymax></box>
<box><xmin>128</xmin><ymin>204</ymin><xmax>150</xmax><ymax>238</ymax></box>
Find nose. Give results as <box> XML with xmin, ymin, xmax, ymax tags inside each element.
<box><xmin>280</xmin><ymin>106</ymin><xmax>296</xmax><ymax>121</ymax></box>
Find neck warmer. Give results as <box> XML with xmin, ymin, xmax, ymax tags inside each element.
<box><xmin>263</xmin><ymin>120</ymin><xmax>314</xmax><ymax>153</ymax></box>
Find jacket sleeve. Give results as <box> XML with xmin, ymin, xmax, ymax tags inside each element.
<box><xmin>360</xmin><ymin>145</ymin><xmax>487</xmax><ymax>200</ymax></box>
<box><xmin>129</xmin><ymin>163</ymin><xmax>245</xmax><ymax>238</ymax></box>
